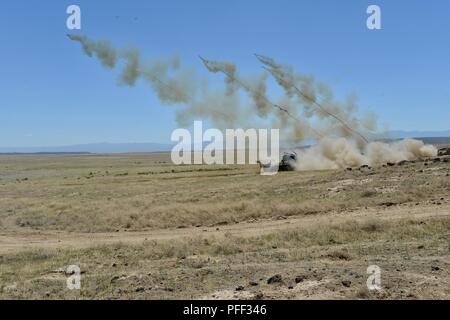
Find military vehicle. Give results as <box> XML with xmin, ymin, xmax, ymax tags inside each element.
<box><xmin>278</xmin><ymin>151</ymin><xmax>298</xmax><ymax>171</ymax></box>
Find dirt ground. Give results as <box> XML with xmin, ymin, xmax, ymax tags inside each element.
<box><xmin>0</xmin><ymin>152</ymin><xmax>449</xmax><ymax>299</ymax></box>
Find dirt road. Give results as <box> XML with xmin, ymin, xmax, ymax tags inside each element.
<box><xmin>1</xmin><ymin>202</ymin><xmax>448</xmax><ymax>254</ymax></box>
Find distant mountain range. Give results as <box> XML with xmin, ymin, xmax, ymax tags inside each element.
<box><xmin>0</xmin><ymin>142</ymin><xmax>174</xmax><ymax>154</ymax></box>
<box><xmin>1</xmin><ymin>130</ymin><xmax>449</xmax><ymax>154</ymax></box>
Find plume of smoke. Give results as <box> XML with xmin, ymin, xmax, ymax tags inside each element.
<box><xmin>67</xmin><ymin>34</ymin><xmax>332</xmax><ymax>141</ymax></box>
<box><xmin>68</xmin><ymin>35</ymin><xmax>437</xmax><ymax>168</ymax></box>
<box><xmin>365</xmin><ymin>139</ymin><xmax>438</xmax><ymax>164</ymax></box>
<box><xmin>295</xmin><ymin>138</ymin><xmax>437</xmax><ymax>171</ymax></box>
<box><xmin>69</xmin><ymin>34</ymin><xmax>255</xmax><ymax>131</ymax></box>
<box><xmin>255</xmin><ymin>54</ymin><xmax>371</xmax><ymax>144</ymax></box>
<box><xmin>140</xmin><ymin>56</ymin><xmax>196</xmax><ymax>104</ymax></box>
<box><xmin>68</xmin><ymin>34</ymin><xmax>192</xmax><ymax>103</ymax></box>
<box><xmin>120</xmin><ymin>49</ymin><xmax>140</xmax><ymax>86</ymax></box>
<box><xmin>248</xmin><ymin>73</ymin><xmax>271</xmax><ymax>118</ymax></box>
<box><xmin>199</xmin><ymin>56</ymin><xmax>324</xmax><ymax>140</ymax></box>
<box><xmin>201</xmin><ymin>59</ymin><xmax>239</xmax><ymax>95</ymax></box>
<box><xmin>68</xmin><ymin>34</ymin><xmax>117</xmax><ymax>68</ymax></box>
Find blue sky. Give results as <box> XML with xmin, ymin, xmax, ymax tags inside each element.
<box><xmin>0</xmin><ymin>0</ymin><xmax>449</xmax><ymax>147</ymax></box>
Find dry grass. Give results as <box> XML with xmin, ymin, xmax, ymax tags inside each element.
<box><xmin>1</xmin><ymin>153</ymin><xmax>449</xmax><ymax>232</ymax></box>
<box><xmin>1</xmin><ymin>214</ymin><xmax>449</xmax><ymax>299</ymax></box>
<box><xmin>0</xmin><ymin>153</ymin><xmax>449</xmax><ymax>299</ymax></box>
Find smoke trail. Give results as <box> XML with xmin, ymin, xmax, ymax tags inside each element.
<box><xmin>199</xmin><ymin>56</ymin><xmax>324</xmax><ymax>140</ymax></box>
<box><xmin>67</xmin><ymin>34</ymin><xmax>341</xmax><ymax>141</ymax></box>
<box><xmin>120</xmin><ymin>48</ymin><xmax>140</xmax><ymax>86</ymax></box>
<box><xmin>255</xmin><ymin>54</ymin><xmax>370</xmax><ymax>144</ymax></box>
<box><xmin>67</xmin><ymin>34</ymin><xmax>117</xmax><ymax>68</ymax></box>
<box><xmin>68</xmin><ymin>34</ymin><xmax>193</xmax><ymax>104</ymax></box>
<box><xmin>68</xmin><ymin>34</ymin><xmax>437</xmax><ymax>169</ymax></box>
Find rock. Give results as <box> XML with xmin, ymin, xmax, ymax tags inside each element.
<box><xmin>397</xmin><ymin>160</ymin><xmax>408</xmax><ymax>166</ymax></box>
<box><xmin>267</xmin><ymin>274</ymin><xmax>283</xmax><ymax>284</ymax></box>
<box><xmin>235</xmin><ymin>285</ymin><xmax>244</xmax><ymax>291</ymax></box>
<box><xmin>431</xmin><ymin>266</ymin><xmax>440</xmax><ymax>271</ymax></box>
<box><xmin>135</xmin><ymin>287</ymin><xmax>145</xmax><ymax>292</ymax></box>
<box><xmin>346</xmin><ymin>167</ymin><xmax>353</xmax><ymax>171</ymax></box>
<box><xmin>295</xmin><ymin>275</ymin><xmax>307</xmax><ymax>283</ymax></box>
<box><xmin>254</xmin><ymin>292</ymin><xmax>264</xmax><ymax>300</ymax></box>
<box><xmin>249</xmin><ymin>281</ymin><xmax>259</xmax><ymax>286</ymax></box>
<box><xmin>381</xmin><ymin>201</ymin><xmax>395</xmax><ymax>207</ymax></box>
<box><xmin>387</xmin><ymin>162</ymin><xmax>395</xmax><ymax>166</ymax></box>
<box><xmin>342</xmin><ymin>280</ymin><xmax>352</xmax><ymax>287</ymax></box>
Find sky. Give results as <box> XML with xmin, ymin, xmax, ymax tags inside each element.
<box><xmin>0</xmin><ymin>0</ymin><xmax>449</xmax><ymax>147</ymax></box>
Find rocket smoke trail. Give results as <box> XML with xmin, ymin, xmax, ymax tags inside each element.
<box><xmin>68</xmin><ymin>34</ymin><xmax>437</xmax><ymax>169</ymax></box>
<box><xmin>198</xmin><ymin>55</ymin><xmax>324</xmax><ymax>140</ymax></box>
<box><xmin>254</xmin><ymin>54</ymin><xmax>369</xmax><ymax>144</ymax></box>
